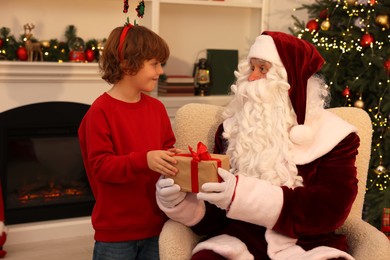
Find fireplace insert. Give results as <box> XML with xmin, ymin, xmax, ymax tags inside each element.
<box><xmin>0</xmin><ymin>102</ymin><xmax>94</xmax><ymax>225</ymax></box>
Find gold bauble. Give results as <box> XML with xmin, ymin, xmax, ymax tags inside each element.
<box><xmin>375</xmin><ymin>14</ymin><xmax>390</xmax><ymax>30</ymax></box>
<box><xmin>346</xmin><ymin>0</ymin><xmax>356</xmax><ymax>5</ymax></box>
<box><xmin>354</xmin><ymin>99</ymin><xmax>364</xmax><ymax>109</ymax></box>
<box><xmin>40</xmin><ymin>40</ymin><xmax>50</xmax><ymax>48</ymax></box>
<box><xmin>374</xmin><ymin>165</ymin><xmax>386</xmax><ymax>175</ymax></box>
<box><xmin>321</xmin><ymin>19</ymin><xmax>331</xmax><ymax>31</ymax></box>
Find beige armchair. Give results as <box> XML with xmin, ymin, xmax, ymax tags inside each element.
<box><xmin>159</xmin><ymin>103</ymin><xmax>390</xmax><ymax>260</ymax></box>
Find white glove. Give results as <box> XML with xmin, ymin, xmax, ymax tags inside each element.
<box><xmin>156</xmin><ymin>177</ymin><xmax>186</xmax><ymax>208</ymax></box>
<box><xmin>197</xmin><ymin>168</ymin><xmax>237</xmax><ymax>210</ymax></box>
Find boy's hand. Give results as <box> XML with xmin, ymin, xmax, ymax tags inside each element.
<box><xmin>147</xmin><ymin>150</ymin><xmax>178</xmax><ymax>177</ymax></box>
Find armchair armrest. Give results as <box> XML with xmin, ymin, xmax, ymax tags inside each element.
<box><xmin>336</xmin><ymin>216</ymin><xmax>390</xmax><ymax>260</ymax></box>
<box><xmin>159</xmin><ymin>219</ymin><xmax>202</xmax><ymax>260</ymax></box>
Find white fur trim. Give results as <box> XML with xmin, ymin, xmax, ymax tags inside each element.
<box><xmin>192</xmin><ymin>234</ymin><xmax>254</xmax><ymax>260</ymax></box>
<box><xmin>290</xmin><ymin>246</ymin><xmax>355</xmax><ymax>260</ymax></box>
<box><xmin>265</xmin><ymin>229</ymin><xmax>305</xmax><ymax>260</ymax></box>
<box><xmin>227</xmin><ymin>175</ymin><xmax>283</xmax><ymax>229</ymax></box>
<box><xmin>292</xmin><ymin>110</ymin><xmax>357</xmax><ymax>165</ymax></box>
<box><xmin>157</xmin><ymin>193</ymin><xmax>205</xmax><ymax>226</ymax></box>
<box><xmin>265</xmin><ymin>229</ymin><xmax>355</xmax><ymax>260</ymax></box>
<box><xmin>248</xmin><ymin>35</ymin><xmax>283</xmax><ymax>66</ymax></box>
<box><xmin>289</xmin><ymin>124</ymin><xmax>314</xmax><ymax>145</ymax></box>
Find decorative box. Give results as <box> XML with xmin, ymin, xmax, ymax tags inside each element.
<box><xmin>381</xmin><ymin>208</ymin><xmax>390</xmax><ymax>239</ymax></box>
<box><xmin>171</xmin><ymin>142</ymin><xmax>230</xmax><ymax>193</ymax></box>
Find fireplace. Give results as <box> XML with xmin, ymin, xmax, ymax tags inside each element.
<box><xmin>0</xmin><ymin>101</ymin><xmax>94</xmax><ymax>225</ymax></box>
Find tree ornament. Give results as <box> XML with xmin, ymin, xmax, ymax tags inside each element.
<box><xmin>342</xmin><ymin>87</ymin><xmax>350</xmax><ymax>97</ymax></box>
<box><xmin>360</xmin><ymin>33</ymin><xmax>374</xmax><ymax>47</ymax></box>
<box><xmin>346</xmin><ymin>0</ymin><xmax>356</xmax><ymax>5</ymax></box>
<box><xmin>384</xmin><ymin>59</ymin><xmax>390</xmax><ymax>75</ymax></box>
<box><xmin>16</xmin><ymin>46</ymin><xmax>28</xmax><ymax>61</ymax></box>
<box><xmin>136</xmin><ymin>0</ymin><xmax>145</xmax><ymax>18</ymax></box>
<box><xmin>85</xmin><ymin>49</ymin><xmax>95</xmax><ymax>62</ymax></box>
<box><xmin>354</xmin><ymin>96</ymin><xmax>364</xmax><ymax>109</ymax></box>
<box><xmin>306</xmin><ymin>19</ymin><xmax>318</xmax><ymax>32</ymax></box>
<box><xmin>123</xmin><ymin>0</ymin><xmax>129</xmax><ymax>13</ymax></box>
<box><xmin>319</xmin><ymin>9</ymin><xmax>328</xmax><ymax>19</ymax></box>
<box><xmin>0</xmin><ymin>38</ymin><xmax>3</xmax><ymax>49</ymax></box>
<box><xmin>321</xmin><ymin>18</ymin><xmax>331</xmax><ymax>31</ymax></box>
<box><xmin>375</xmin><ymin>14</ymin><xmax>390</xmax><ymax>30</ymax></box>
<box><xmin>374</xmin><ymin>164</ymin><xmax>386</xmax><ymax>175</ymax></box>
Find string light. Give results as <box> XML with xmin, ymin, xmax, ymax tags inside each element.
<box><xmin>292</xmin><ymin>0</ymin><xmax>389</xmax><ymax>196</ymax></box>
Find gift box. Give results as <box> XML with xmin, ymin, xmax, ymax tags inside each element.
<box><xmin>171</xmin><ymin>142</ymin><xmax>230</xmax><ymax>193</ymax></box>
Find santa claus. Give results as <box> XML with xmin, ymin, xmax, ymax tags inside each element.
<box><xmin>156</xmin><ymin>31</ymin><xmax>359</xmax><ymax>259</ymax></box>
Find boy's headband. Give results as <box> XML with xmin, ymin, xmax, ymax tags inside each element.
<box><xmin>118</xmin><ymin>24</ymin><xmax>134</xmax><ymax>60</ymax></box>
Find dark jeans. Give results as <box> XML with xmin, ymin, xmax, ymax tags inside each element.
<box><xmin>93</xmin><ymin>236</ymin><xmax>159</xmax><ymax>260</ymax></box>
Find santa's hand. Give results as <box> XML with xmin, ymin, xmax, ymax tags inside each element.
<box><xmin>197</xmin><ymin>168</ymin><xmax>238</xmax><ymax>210</ymax></box>
<box><xmin>156</xmin><ymin>177</ymin><xmax>186</xmax><ymax>208</ymax></box>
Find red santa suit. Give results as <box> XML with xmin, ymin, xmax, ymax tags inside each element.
<box><xmin>157</xmin><ymin>32</ymin><xmax>359</xmax><ymax>260</ymax></box>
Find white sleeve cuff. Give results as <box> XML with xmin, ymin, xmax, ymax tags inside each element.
<box><xmin>158</xmin><ymin>193</ymin><xmax>206</xmax><ymax>226</ymax></box>
<box><xmin>227</xmin><ymin>175</ymin><xmax>283</xmax><ymax>229</ymax></box>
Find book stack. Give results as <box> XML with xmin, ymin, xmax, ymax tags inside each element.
<box><xmin>158</xmin><ymin>75</ymin><xmax>195</xmax><ymax>96</ymax></box>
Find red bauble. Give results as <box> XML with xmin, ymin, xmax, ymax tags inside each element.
<box><xmin>342</xmin><ymin>87</ymin><xmax>350</xmax><ymax>97</ymax></box>
<box><xmin>360</xmin><ymin>33</ymin><xmax>374</xmax><ymax>48</ymax></box>
<box><xmin>319</xmin><ymin>9</ymin><xmax>328</xmax><ymax>19</ymax></box>
<box><xmin>306</xmin><ymin>19</ymin><xmax>319</xmax><ymax>32</ymax></box>
<box><xmin>384</xmin><ymin>59</ymin><xmax>390</xmax><ymax>75</ymax></box>
<box><xmin>16</xmin><ymin>47</ymin><xmax>28</xmax><ymax>61</ymax></box>
<box><xmin>85</xmin><ymin>49</ymin><xmax>95</xmax><ymax>62</ymax></box>
<box><xmin>0</xmin><ymin>38</ymin><xmax>3</xmax><ymax>49</ymax></box>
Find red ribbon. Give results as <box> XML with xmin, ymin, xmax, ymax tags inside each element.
<box><xmin>179</xmin><ymin>142</ymin><xmax>222</xmax><ymax>193</ymax></box>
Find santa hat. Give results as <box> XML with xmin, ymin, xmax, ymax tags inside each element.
<box><xmin>247</xmin><ymin>31</ymin><xmax>324</xmax><ymax>144</ymax></box>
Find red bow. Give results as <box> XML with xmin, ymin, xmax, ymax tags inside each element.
<box><xmin>188</xmin><ymin>142</ymin><xmax>212</xmax><ymax>162</ymax></box>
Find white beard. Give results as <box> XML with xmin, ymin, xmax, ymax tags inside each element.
<box><xmin>223</xmin><ymin>74</ymin><xmax>303</xmax><ymax>188</ymax></box>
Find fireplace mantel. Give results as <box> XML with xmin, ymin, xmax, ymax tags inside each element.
<box><xmin>0</xmin><ymin>61</ymin><xmax>231</xmax><ymax>119</ymax></box>
<box><xmin>0</xmin><ymin>61</ymin><xmax>102</xmax><ymax>83</ymax></box>
<box><xmin>0</xmin><ymin>61</ymin><xmax>107</xmax><ymax>113</ymax></box>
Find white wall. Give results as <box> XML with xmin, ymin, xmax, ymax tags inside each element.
<box><xmin>267</xmin><ymin>0</ymin><xmax>311</xmax><ymax>33</ymax></box>
<box><xmin>1</xmin><ymin>0</ymin><xmax>312</xmax><ymax>41</ymax></box>
<box><xmin>0</xmin><ymin>0</ymin><xmax>149</xmax><ymax>41</ymax></box>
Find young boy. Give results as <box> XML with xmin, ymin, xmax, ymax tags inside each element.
<box><xmin>78</xmin><ymin>24</ymin><xmax>179</xmax><ymax>260</ymax></box>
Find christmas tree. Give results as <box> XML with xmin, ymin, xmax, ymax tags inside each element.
<box><xmin>290</xmin><ymin>0</ymin><xmax>389</xmax><ymax>231</ymax></box>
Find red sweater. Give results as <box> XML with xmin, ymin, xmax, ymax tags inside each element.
<box><xmin>78</xmin><ymin>92</ymin><xmax>175</xmax><ymax>242</ymax></box>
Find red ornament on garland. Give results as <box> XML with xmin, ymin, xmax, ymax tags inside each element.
<box><xmin>384</xmin><ymin>59</ymin><xmax>390</xmax><ymax>75</ymax></box>
<box><xmin>342</xmin><ymin>87</ymin><xmax>350</xmax><ymax>97</ymax></box>
<box><xmin>306</xmin><ymin>19</ymin><xmax>319</xmax><ymax>32</ymax></box>
<box><xmin>85</xmin><ymin>49</ymin><xmax>95</xmax><ymax>62</ymax></box>
<box><xmin>0</xmin><ymin>38</ymin><xmax>3</xmax><ymax>49</ymax></box>
<box><xmin>319</xmin><ymin>9</ymin><xmax>328</xmax><ymax>19</ymax></box>
<box><xmin>360</xmin><ymin>33</ymin><xmax>374</xmax><ymax>48</ymax></box>
<box><xmin>16</xmin><ymin>46</ymin><xmax>28</xmax><ymax>61</ymax></box>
